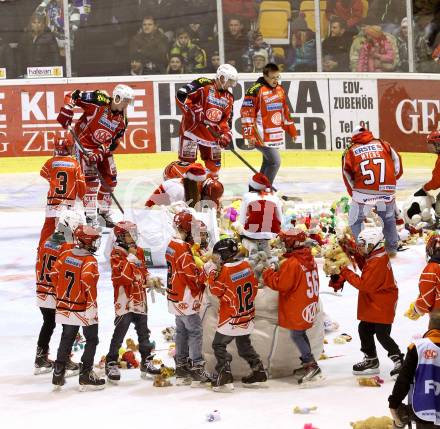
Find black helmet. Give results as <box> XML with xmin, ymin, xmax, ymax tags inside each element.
<box><xmin>213</xmin><ymin>238</ymin><xmax>239</xmax><ymax>262</ymax></box>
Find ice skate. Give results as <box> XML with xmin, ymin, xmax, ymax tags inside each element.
<box><xmin>79</xmin><ymin>366</ymin><xmax>106</xmax><ymax>392</ymax></box>
<box><xmin>189</xmin><ymin>361</ymin><xmax>213</xmax><ymax>387</ymax></box>
<box><xmin>105</xmin><ymin>361</ymin><xmax>120</xmax><ymax>384</ymax></box>
<box><xmin>65</xmin><ymin>357</ymin><xmax>80</xmax><ymax>377</ymax></box>
<box><xmin>390</xmin><ymin>354</ymin><xmax>404</xmax><ymax>378</ymax></box>
<box><xmin>175</xmin><ymin>360</ymin><xmax>192</xmax><ymax>386</ymax></box>
<box><xmin>298</xmin><ymin>362</ymin><xmax>325</xmax><ymax>387</ymax></box>
<box><xmin>52</xmin><ymin>361</ymin><xmax>66</xmax><ymax>390</ymax></box>
<box><xmin>97</xmin><ymin>209</ymin><xmax>115</xmax><ymax>228</ymax></box>
<box><xmin>140</xmin><ymin>355</ymin><xmax>161</xmax><ymax>379</ymax></box>
<box><xmin>241</xmin><ymin>361</ymin><xmax>267</xmax><ymax>386</ymax></box>
<box><xmin>352</xmin><ymin>356</ymin><xmax>380</xmax><ymax>375</ymax></box>
<box><xmin>293</xmin><ymin>366</ymin><xmax>306</xmax><ymax>381</ymax></box>
<box><xmin>34</xmin><ymin>347</ymin><xmax>53</xmax><ymax>375</ymax></box>
<box><xmin>212</xmin><ymin>363</ymin><xmax>234</xmax><ymax>392</ymax></box>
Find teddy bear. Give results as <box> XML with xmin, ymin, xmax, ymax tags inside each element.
<box><xmin>126</xmin><ymin>338</ymin><xmax>139</xmax><ymax>352</ymax></box>
<box><xmin>350</xmin><ymin>416</ymin><xmax>393</xmax><ymax>429</ymax></box>
<box><xmin>120</xmin><ymin>351</ymin><xmax>139</xmax><ymax>369</ymax></box>
<box><xmin>322</xmin><ymin>242</ymin><xmax>351</xmax><ymax>276</ymax></box>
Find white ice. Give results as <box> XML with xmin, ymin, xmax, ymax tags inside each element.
<box><xmin>0</xmin><ymin>167</ymin><xmax>433</xmax><ymax>429</ymax></box>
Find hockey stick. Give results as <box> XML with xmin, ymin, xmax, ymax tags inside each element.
<box><xmin>68</xmin><ymin>126</ymin><xmax>125</xmax><ymax>215</ymax></box>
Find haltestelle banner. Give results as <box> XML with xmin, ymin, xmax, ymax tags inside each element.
<box><xmin>0</xmin><ymin>76</ymin><xmax>434</xmax><ymax>157</ymax></box>
<box><xmin>0</xmin><ymin>81</ymin><xmax>155</xmax><ymax>156</ymax></box>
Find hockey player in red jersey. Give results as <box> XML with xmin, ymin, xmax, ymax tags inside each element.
<box><xmin>406</xmin><ymin>234</ymin><xmax>440</xmax><ymax>320</ymax></box>
<box><xmin>51</xmin><ymin>225</ymin><xmax>105</xmax><ymax>391</ymax></box>
<box><xmin>105</xmin><ymin>221</ymin><xmax>162</xmax><ymax>383</ymax></box>
<box><xmin>38</xmin><ymin>137</ymin><xmax>86</xmax><ymax>249</ymax></box>
<box><xmin>145</xmin><ymin>162</ymin><xmax>225</xmax><ymax>210</ymax></box>
<box><xmin>205</xmin><ymin>237</ymin><xmax>266</xmax><ymax>391</ymax></box>
<box><xmin>263</xmin><ymin>228</ymin><xmax>322</xmax><ymax>385</ymax></box>
<box><xmin>239</xmin><ymin>172</ymin><xmax>283</xmax><ymax>257</ymax></box>
<box><xmin>176</xmin><ymin>64</ymin><xmax>237</xmax><ymax>177</ymax></box>
<box><xmin>56</xmin><ymin>84</ymin><xmax>134</xmax><ymax>227</ymax></box>
<box><xmin>240</xmin><ymin>63</ymin><xmax>297</xmax><ymax>185</ymax></box>
<box><xmin>166</xmin><ymin>211</ymin><xmax>211</xmax><ymax>385</ymax></box>
<box><xmin>34</xmin><ymin>210</ymin><xmax>85</xmax><ymax>375</ymax></box>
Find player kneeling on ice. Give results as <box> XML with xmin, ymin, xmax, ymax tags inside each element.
<box><xmin>35</xmin><ymin>210</ymin><xmax>85</xmax><ymax>375</ymax></box>
<box><xmin>335</xmin><ymin>227</ymin><xmax>404</xmax><ymax>377</ymax></box>
<box><xmin>51</xmin><ymin>225</ymin><xmax>105</xmax><ymax>391</ymax></box>
<box><xmin>166</xmin><ymin>211</ymin><xmax>212</xmax><ymax>385</ymax></box>
<box><xmin>405</xmin><ymin>234</ymin><xmax>440</xmax><ymax>321</ymax></box>
<box><xmin>205</xmin><ymin>238</ymin><xmax>267</xmax><ymax>391</ymax></box>
<box><xmin>105</xmin><ymin>221</ymin><xmax>163</xmax><ymax>383</ymax></box>
<box><xmin>262</xmin><ymin>229</ymin><xmax>323</xmax><ymax>385</ymax></box>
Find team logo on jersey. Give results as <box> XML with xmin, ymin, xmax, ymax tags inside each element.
<box><xmin>207</xmin><ymin>96</ymin><xmax>228</xmax><ymax>108</ymax></box>
<box><xmin>206</xmin><ymin>108</ymin><xmax>222</xmax><ymax>122</ymax></box>
<box><xmin>266</xmin><ymin>103</ymin><xmax>282</xmax><ymax>111</ymax></box>
<box><xmin>178</xmin><ymin>302</ymin><xmax>189</xmax><ymax>310</ymax></box>
<box><xmin>44</xmin><ymin>241</ymin><xmax>60</xmax><ymax>250</ymax></box>
<box><xmin>165</xmin><ymin>247</ymin><xmax>175</xmax><ymax>256</ymax></box>
<box><xmin>98</xmin><ymin>116</ymin><xmax>119</xmax><ymax>131</ymax></box>
<box><xmin>52</xmin><ymin>161</ymin><xmax>74</xmax><ymax>168</ymax></box>
<box><xmin>353</xmin><ymin>144</ymin><xmax>383</xmax><ymax>156</ymax></box>
<box><xmin>242</xmin><ymin>99</ymin><xmax>254</xmax><ymax>107</ymax></box>
<box><xmin>424</xmin><ymin>349</ymin><xmax>438</xmax><ymax>360</ymax></box>
<box><xmin>93</xmin><ymin>128</ymin><xmax>112</xmax><ymax>143</ymax></box>
<box><xmin>302</xmin><ymin>301</ymin><xmax>318</xmax><ymax>324</ymax></box>
<box><xmin>231</xmin><ymin>268</ymin><xmax>251</xmax><ymax>282</ymax></box>
<box><xmin>192</xmin><ymin>301</ymin><xmax>201</xmax><ymax>311</ymax></box>
<box><xmin>271</xmin><ymin>112</ymin><xmax>282</xmax><ymax>126</ymax></box>
<box><xmin>264</xmin><ymin>94</ymin><xmax>279</xmax><ymax>103</ymax></box>
<box><xmin>65</xmin><ymin>256</ymin><xmax>82</xmax><ymax>267</ymax></box>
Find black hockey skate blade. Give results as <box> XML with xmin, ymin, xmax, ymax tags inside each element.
<box><xmin>212</xmin><ymin>382</ymin><xmax>234</xmax><ymax>393</ymax></box>
<box><xmin>78</xmin><ymin>383</ymin><xmax>105</xmax><ymax>392</ymax></box>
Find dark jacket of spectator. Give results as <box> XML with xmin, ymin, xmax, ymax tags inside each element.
<box><xmin>395</xmin><ymin>18</ymin><xmax>409</xmax><ymax>72</ymax></box>
<box><xmin>322</xmin><ymin>22</ymin><xmax>353</xmax><ymax>71</ymax></box>
<box><xmin>326</xmin><ymin>0</ymin><xmax>363</xmax><ymax>29</ymax></box>
<box><xmin>224</xmin><ymin>16</ymin><xmax>249</xmax><ymax>70</ymax></box>
<box><xmin>19</xmin><ymin>16</ymin><xmax>61</xmax><ymax>76</ymax></box>
<box><xmin>243</xmin><ymin>30</ymin><xmax>274</xmax><ymax>72</ymax></box>
<box><xmin>286</xmin><ymin>14</ymin><xmax>316</xmax><ymax>72</ymax></box>
<box><xmin>129</xmin><ymin>26</ymin><xmax>169</xmax><ymax>73</ymax></box>
<box><xmin>0</xmin><ymin>36</ymin><xmax>16</xmax><ymax>78</ymax></box>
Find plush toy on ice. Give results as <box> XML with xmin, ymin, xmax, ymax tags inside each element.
<box><xmin>322</xmin><ymin>241</ymin><xmax>350</xmax><ymax>276</ymax></box>
<box><xmin>402</xmin><ymin>195</ymin><xmax>435</xmax><ymax>226</ymax></box>
<box><xmin>350</xmin><ymin>416</ymin><xmax>393</xmax><ymax>429</ymax></box>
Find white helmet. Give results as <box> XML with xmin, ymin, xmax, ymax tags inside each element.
<box><xmin>56</xmin><ymin>210</ymin><xmax>86</xmax><ymax>242</ymax></box>
<box><xmin>357</xmin><ymin>227</ymin><xmax>384</xmax><ymax>254</ymax></box>
<box><xmin>112</xmin><ymin>84</ymin><xmax>135</xmax><ymax>105</ymax></box>
<box><xmin>216</xmin><ymin>64</ymin><xmax>238</xmax><ymax>89</ymax></box>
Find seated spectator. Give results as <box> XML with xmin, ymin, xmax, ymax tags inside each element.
<box><xmin>19</xmin><ymin>13</ymin><xmax>61</xmax><ymax>77</ymax></box>
<box><xmin>322</xmin><ymin>17</ymin><xmax>354</xmax><ymax>71</ymax></box>
<box><xmin>207</xmin><ymin>50</ymin><xmax>221</xmax><ymax>73</ymax></box>
<box><xmin>166</xmin><ymin>53</ymin><xmax>185</xmax><ymax>74</ymax></box>
<box><xmin>243</xmin><ymin>30</ymin><xmax>274</xmax><ymax>72</ymax></box>
<box><xmin>367</xmin><ymin>0</ymin><xmax>407</xmax><ymax>35</ymax></box>
<box><xmin>286</xmin><ymin>14</ymin><xmax>317</xmax><ymax>72</ymax></box>
<box><xmin>224</xmin><ymin>15</ymin><xmax>249</xmax><ymax>71</ymax></box>
<box><xmin>35</xmin><ymin>0</ymin><xmax>90</xmax><ymax>56</ymax></box>
<box><xmin>169</xmin><ymin>27</ymin><xmax>206</xmax><ymax>73</ymax></box>
<box><xmin>0</xmin><ymin>35</ymin><xmax>16</xmax><ymax>78</ymax></box>
<box><xmin>326</xmin><ymin>0</ymin><xmax>363</xmax><ymax>30</ymax></box>
<box><xmin>356</xmin><ymin>25</ymin><xmax>398</xmax><ymax>72</ymax></box>
<box><xmin>129</xmin><ymin>16</ymin><xmax>169</xmax><ymax>74</ymax></box>
<box><xmin>251</xmin><ymin>49</ymin><xmax>268</xmax><ymax>73</ymax></box>
<box><xmin>395</xmin><ymin>17</ymin><xmax>409</xmax><ymax>72</ymax></box>
<box><xmin>130</xmin><ymin>56</ymin><xmax>144</xmax><ymax>75</ymax></box>
<box><xmin>349</xmin><ymin>17</ymin><xmax>378</xmax><ymax>71</ymax></box>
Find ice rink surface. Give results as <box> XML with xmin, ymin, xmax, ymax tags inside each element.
<box><xmin>0</xmin><ymin>166</ymin><xmax>434</xmax><ymax>428</ymax></box>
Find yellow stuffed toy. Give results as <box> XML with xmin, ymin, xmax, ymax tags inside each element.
<box><xmin>404</xmin><ymin>302</ymin><xmax>423</xmax><ymax>320</ymax></box>
<box><xmin>322</xmin><ymin>242</ymin><xmax>351</xmax><ymax>275</ymax></box>
<box><xmin>350</xmin><ymin>416</ymin><xmax>393</xmax><ymax>429</ymax></box>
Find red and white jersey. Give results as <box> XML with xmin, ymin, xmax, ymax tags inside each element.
<box><xmin>208</xmin><ymin>260</ymin><xmax>258</xmax><ymax>336</ymax></box>
<box><xmin>415</xmin><ymin>261</ymin><xmax>440</xmax><ymax>314</ymax></box>
<box><xmin>52</xmin><ymin>248</ymin><xmax>99</xmax><ymax>326</ymax></box>
<box><xmin>165</xmin><ymin>238</ymin><xmax>203</xmax><ymax>316</ymax></box>
<box><xmin>40</xmin><ymin>155</ymin><xmax>86</xmax><ymax>216</ymax></box>
<box><xmin>424</xmin><ymin>154</ymin><xmax>440</xmax><ymax>191</ymax></box>
<box><xmin>176</xmin><ymin>77</ymin><xmax>234</xmax><ymax>147</ymax></box>
<box><xmin>111</xmin><ymin>245</ymin><xmax>149</xmax><ymax>316</ymax></box>
<box><xmin>145</xmin><ymin>178</ymin><xmax>184</xmax><ymax>207</ymax></box>
<box><xmin>239</xmin><ymin>191</ymin><xmax>283</xmax><ymax>239</ymax></box>
<box><xmin>342</xmin><ymin>138</ymin><xmax>403</xmax><ymax>204</ymax></box>
<box><xmin>240</xmin><ymin>77</ymin><xmax>296</xmax><ymax>148</ymax></box>
<box><xmin>72</xmin><ymin>90</ymin><xmax>127</xmax><ymax>151</ymax></box>
<box><xmin>36</xmin><ymin>236</ymin><xmax>73</xmax><ymax>309</ymax></box>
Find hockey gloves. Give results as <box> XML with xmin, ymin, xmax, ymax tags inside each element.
<box><xmin>86</xmin><ymin>146</ymin><xmax>109</xmax><ymax>164</ymax></box>
<box><xmin>57</xmin><ymin>106</ymin><xmax>74</xmax><ymax>129</ymax></box>
<box><xmin>413</xmin><ymin>188</ymin><xmax>427</xmax><ymax>197</ymax></box>
<box><xmin>217</xmin><ymin>132</ymin><xmax>232</xmax><ymax>148</ymax></box>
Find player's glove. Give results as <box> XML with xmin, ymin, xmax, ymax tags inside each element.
<box><xmin>86</xmin><ymin>146</ymin><xmax>109</xmax><ymax>164</ymax></box>
<box><xmin>282</xmin><ymin>121</ymin><xmax>297</xmax><ymax>139</ymax></box>
<box><xmin>190</xmin><ymin>104</ymin><xmax>204</xmax><ymax>123</ymax></box>
<box><xmin>329</xmin><ymin>274</ymin><xmax>345</xmax><ymax>292</ymax></box>
<box><xmin>57</xmin><ymin>105</ymin><xmax>74</xmax><ymax>129</ymax></box>
<box><xmin>217</xmin><ymin>132</ymin><xmax>232</xmax><ymax>148</ymax></box>
<box><xmin>413</xmin><ymin>188</ymin><xmax>427</xmax><ymax>197</ymax></box>
<box><xmin>404</xmin><ymin>302</ymin><xmax>422</xmax><ymax>320</ymax></box>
